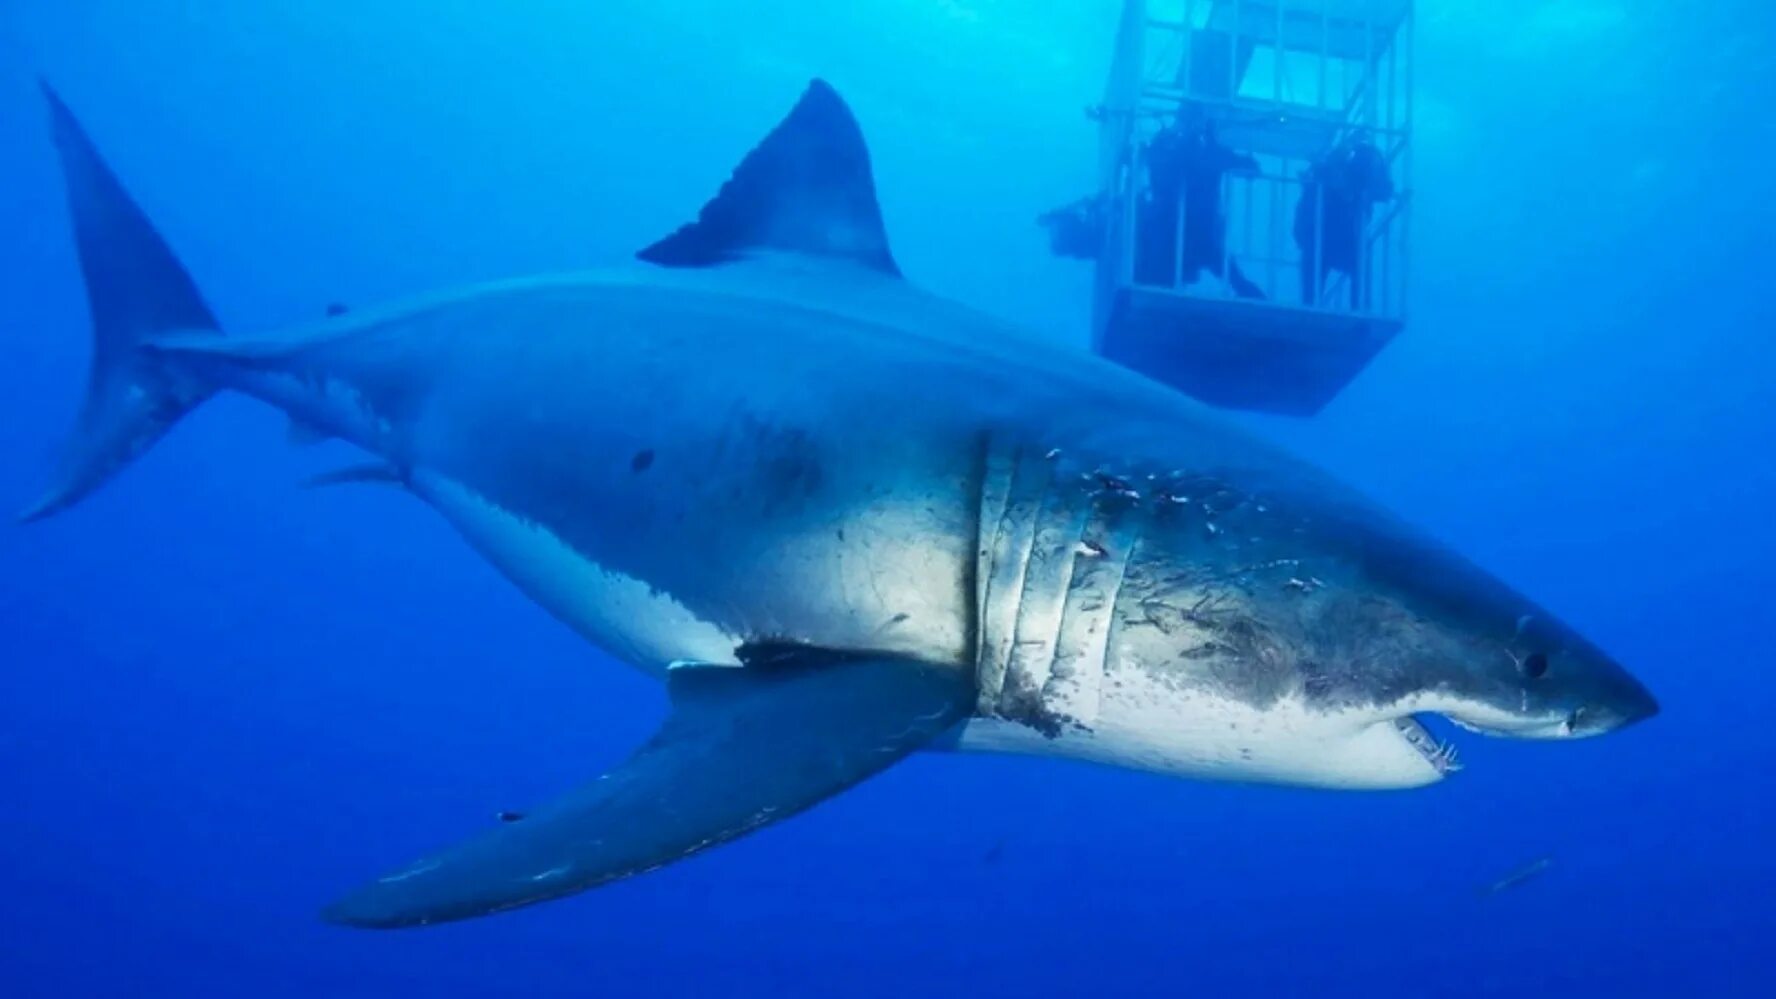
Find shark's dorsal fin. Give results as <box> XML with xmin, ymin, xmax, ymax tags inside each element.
<box><xmin>637</xmin><ymin>80</ymin><xmax>901</xmax><ymax>276</ymax></box>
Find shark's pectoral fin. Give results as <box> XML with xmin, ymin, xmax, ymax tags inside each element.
<box><xmin>284</xmin><ymin>419</ymin><xmax>330</xmax><ymax>447</ymax></box>
<box><xmin>322</xmin><ymin>650</ymin><xmax>971</xmax><ymax>929</ymax></box>
<box><xmin>636</xmin><ymin>80</ymin><xmax>901</xmax><ymax>276</ymax></box>
<box><xmin>301</xmin><ymin>462</ymin><xmax>404</xmax><ymax>491</ymax></box>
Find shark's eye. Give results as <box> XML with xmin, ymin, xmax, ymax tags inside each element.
<box><xmin>1522</xmin><ymin>652</ymin><xmax>1550</xmax><ymax>680</ymax></box>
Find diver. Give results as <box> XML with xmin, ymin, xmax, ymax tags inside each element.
<box><xmin>1137</xmin><ymin>110</ymin><xmax>1264</xmax><ymax>299</ymax></box>
<box><xmin>1295</xmin><ymin>136</ymin><xmax>1395</xmax><ymax>309</ymax></box>
<box><xmin>1036</xmin><ymin>195</ymin><xmax>1107</xmax><ymax>260</ymax></box>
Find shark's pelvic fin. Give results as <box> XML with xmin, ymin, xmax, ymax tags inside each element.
<box><xmin>21</xmin><ymin>84</ymin><xmax>222</xmax><ymax>522</ymax></box>
<box><xmin>323</xmin><ymin>650</ymin><xmax>970</xmax><ymax>928</ymax></box>
<box><xmin>636</xmin><ymin>79</ymin><xmax>901</xmax><ymax>276</ymax></box>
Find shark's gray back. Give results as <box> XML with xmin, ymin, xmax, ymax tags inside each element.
<box><xmin>250</xmin><ymin>260</ymin><xmax>1293</xmax><ymax>676</ymax></box>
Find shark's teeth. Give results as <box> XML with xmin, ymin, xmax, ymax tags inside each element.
<box><xmin>1393</xmin><ymin>716</ymin><xmax>1463</xmax><ymax>775</ymax></box>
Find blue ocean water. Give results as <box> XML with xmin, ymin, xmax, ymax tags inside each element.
<box><xmin>0</xmin><ymin>1</ymin><xmax>1770</xmax><ymax>995</ymax></box>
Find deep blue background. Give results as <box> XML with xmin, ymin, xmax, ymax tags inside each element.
<box><xmin>1</xmin><ymin>2</ymin><xmax>1770</xmax><ymax>995</ymax></box>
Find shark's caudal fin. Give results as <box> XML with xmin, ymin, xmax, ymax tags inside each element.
<box><xmin>637</xmin><ymin>79</ymin><xmax>901</xmax><ymax>276</ymax></box>
<box><xmin>20</xmin><ymin>85</ymin><xmax>221</xmax><ymax>522</ymax></box>
<box><xmin>323</xmin><ymin>649</ymin><xmax>971</xmax><ymax>928</ymax></box>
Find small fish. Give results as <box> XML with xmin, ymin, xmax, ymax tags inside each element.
<box><xmin>980</xmin><ymin>840</ymin><xmax>1006</xmax><ymax>866</ymax></box>
<box><xmin>495</xmin><ymin>811</ymin><xmax>526</xmax><ymax>824</ymax></box>
<box><xmin>1480</xmin><ymin>855</ymin><xmax>1553</xmax><ymax>896</ymax></box>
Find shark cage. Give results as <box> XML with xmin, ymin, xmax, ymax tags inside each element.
<box><xmin>1085</xmin><ymin>0</ymin><xmax>1414</xmax><ymax>416</ymax></box>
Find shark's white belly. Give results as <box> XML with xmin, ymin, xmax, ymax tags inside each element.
<box><xmin>956</xmin><ymin>676</ymin><xmax>1443</xmax><ymax>790</ymax></box>
<box><xmin>414</xmin><ymin>470</ymin><xmax>740</xmax><ymax>674</ymax></box>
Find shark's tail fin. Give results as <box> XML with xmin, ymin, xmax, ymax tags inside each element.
<box><xmin>21</xmin><ymin>84</ymin><xmax>222</xmax><ymax>522</ymax></box>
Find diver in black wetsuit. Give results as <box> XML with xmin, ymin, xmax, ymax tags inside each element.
<box><xmin>1296</xmin><ymin>137</ymin><xmax>1395</xmax><ymax>309</ymax></box>
<box><xmin>1138</xmin><ymin>112</ymin><xmax>1264</xmax><ymax>298</ymax></box>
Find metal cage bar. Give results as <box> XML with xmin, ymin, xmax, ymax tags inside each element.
<box><xmin>1108</xmin><ymin>0</ymin><xmax>1411</xmax><ymax>320</ymax></box>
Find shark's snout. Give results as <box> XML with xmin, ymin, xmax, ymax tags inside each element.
<box><xmin>1567</xmin><ymin>678</ymin><xmax>1659</xmax><ymax>737</ymax></box>
<box><xmin>1549</xmin><ymin>642</ymin><xmax>1660</xmax><ymax>738</ymax></box>
<box><xmin>1460</xmin><ymin>665</ymin><xmax>1658</xmax><ymax>741</ymax></box>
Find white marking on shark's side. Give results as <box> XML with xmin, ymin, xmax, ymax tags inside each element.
<box><xmin>379</xmin><ymin>860</ymin><xmax>443</xmax><ymax>884</ymax></box>
<box><xmin>526</xmin><ymin>865</ymin><xmax>573</xmax><ymax>884</ymax></box>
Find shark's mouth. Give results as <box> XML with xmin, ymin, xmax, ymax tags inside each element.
<box><xmin>1393</xmin><ymin>715</ymin><xmax>1462</xmax><ymax>775</ymax></box>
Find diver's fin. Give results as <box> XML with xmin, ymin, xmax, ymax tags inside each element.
<box><xmin>20</xmin><ymin>84</ymin><xmax>221</xmax><ymax>522</ymax></box>
<box><xmin>637</xmin><ymin>80</ymin><xmax>901</xmax><ymax>276</ymax></box>
<box><xmin>323</xmin><ymin>650</ymin><xmax>970</xmax><ymax>928</ymax></box>
<box><xmin>302</xmin><ymin>462</ymin><xmax>403</xmax><ymax>490</ymax></box>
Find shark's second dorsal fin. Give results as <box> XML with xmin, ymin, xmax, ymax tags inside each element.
<box><xmin>637</xmin><ymin>80</ymin><xmax>901</xmax><ymax>276</ymax></box>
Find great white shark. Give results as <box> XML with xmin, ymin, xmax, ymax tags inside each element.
<box><xmin>22</xmin><ymin>80</ymin><xmax>1657</xmax><ymax>927</ymax></box>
